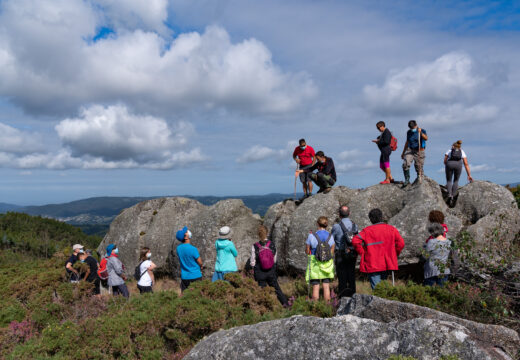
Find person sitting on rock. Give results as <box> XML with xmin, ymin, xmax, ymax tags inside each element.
<box><xmin>251</xmin><ymin>225</ymin><xmax>288</xmax><ymax>306</ymax></box>
<box><xmin>295</xmin><ymin>151</ymin><xmax>336</xmax><ymax>194</ymax></box>
<box><xmin>106</xmin><ymin>244</ymin><xmax>129</xmax><ymax>298</ymax></box>
<box><xmin>293</xmin><ymin>138</ymin><xmax>316</xmax><ymax>198</ymax></box>
<box><xmin>78</xmin><ymin>250</ymin><xmax>101</xmax><ymax>296</ymax></box>
<box><xmin>352</xmin><ymin>209</ymin><xmax>405</xmax><ymax>290</ymax></box>
<box><xmin>401</xmin><ymin>120</ymin><xmax>428</xmax><ymax>186</ymax></box>
<box><xmin>305</xmin><ymin>216</ymin><xmax>336</xmax><ymax>301</ymax></box>
<box><xmin>137</xmin><ymin>247</ymin><xmax>156</xmax><ymax>294</ymax></box>
<box><xmin>426</xmin><ymin>210</ymin><xmax>448</xmax><ymax>244</ymax></box>
<box><xmin>423</xmin><ymin>223</ymin><xmax>451</xmax><ymax>287</ymax></box>
<box><xmin>331</xmin><ymin>205</ymin><xmax>358</xmax><ymax>298</ymax></box>
<box><xmin>212</xmin><ymin>226</ymin><xmax>238</xmax><ymax>282</ymax></box>
<box><xmin>176</xmin><ymin>226</ymin><xmax>203</xmax><ymax>293</ymax></box>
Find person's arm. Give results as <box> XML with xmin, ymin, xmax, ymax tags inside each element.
<box><xmin>66</xmin><ymin>261</ymin><xmax>79</xmax><ymax>276</ymax></box>
<box><xmin>196</xmin><ymin>257</ymin><xmax>203</xmax><ymax>270</ymax></box>
<box><xmin>293</xmin><ymin>149</ymin><xmax>301</xmax><ymax>164</ymax></box>
<box><xmin>83</xmin><ymin>267</ymin><xmax>91</xmax><ymax>281</ymax></box>
<box><xmin>296</xmin><ymin>162</ymin><xmax>318</xmax><ymax>174</ymax></box>
<box><xmin>147</xmin><ymin>263</ymin><xmax>155</xmax><ymax>285</ymax></box>
<box><xmin>463</xmin><ymin>158</ymin><xmax>473</xmax><ymax>182</ymax></box>
<box><xmin>401</xmin><ymin>140</ymin><xmax>408</xmax><ymax>158</ymax></box>
<box><xmin>323</xmin><ymin>159</ymin><xmax>334</xmax><ymax>175</ymax></box>
<box><xmin>418</xmin><ymin>128</ymin><xmax>428</xmax><ymax>140</ymax></box>
<box><xmin>230</xmin><ymin>243</ymin><xmax>238</xmax><ymax>257</ymax></box>
<box><xmin>444</xmin><ymin>154</ymin><xmax>448</xmax><ymax>165</ymax></box>
<box><xmin>250</xmin><ymin>245</ymin><xmax>256</xmax><ymax>268</ymax></box>
<box><xmin>379</xmin><ymin>130</ymin><xmax>391</xmax><ymax>147</ymax></box>
<box><xmin>330</xmin><ymin>243</ymin><xmax>335</xmax><ymax>255</ymax></box>
<box><xmin>113</xmin><ymin>258</ymin><xmax>123</xmax><ymax>276</ymax></box>
<box><xmin>351</xmin><ymin>233</ymin><xmax>364</xmax><ymax>257</ymax></box>
<box><xmin>306</xmin><ymin>244</ymin><xmax>312</xmax><ymax>255</ymax></box>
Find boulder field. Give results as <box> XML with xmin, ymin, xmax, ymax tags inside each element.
<box><xmin>97</xmin><ymin>178</ymin><xmax>519</xmax><ymax>277</ymax></box>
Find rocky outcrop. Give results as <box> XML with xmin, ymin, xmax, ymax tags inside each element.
<box><xmin>97</xmin><ymin>197</ymin><xmax>261</xmax><ymax>278</ymax></box>
<box><xmin>264</xmin><ymin>178</ymin><xmax>520</xmax><ymax>273</ymax></box>
<box><xmin>337</xmin><ymin>294</ymin><xmax>520</xmax><ymax>358</ymax></box>
<box><xmin>184</xmin><ymin>314</ymin><xmax>504</xmax><ymax>360</ymax></box>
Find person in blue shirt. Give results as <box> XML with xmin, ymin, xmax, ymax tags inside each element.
<box><xmin>175</xmin><ymin>226</ymin><xmax>203</xmax><ymax>293</ymax></box>
<box><xmin>401</xmin><ymin>120</ymin><xmax>428</xmax><ymax>186</ymax></box>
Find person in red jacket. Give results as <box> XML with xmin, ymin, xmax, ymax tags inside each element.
<box><xmin>352</xmin><ymin>208</ymin><xmax>405</xmax><ymax>289</ymax></box>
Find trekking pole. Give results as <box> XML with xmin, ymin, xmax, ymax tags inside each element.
<box><xmin>418</xmin><ymin>127</ymin><xmax>422</xmax><ymax>182</ymax></box>
<box><xmin>294</xmin><ymin>164</ymin><xmax>299</xmax><ymax>200</ymax></box>
<box><xmin>392</xmin><ymin>270</ymin><xmax>395</xmax><ymax>286</ymax></box>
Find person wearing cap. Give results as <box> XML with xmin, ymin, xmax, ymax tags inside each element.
<box><xmin>65</xmin><ymin>244</ymin><xmax>84</xmax><ymax>283</ymax></box>
<box><xmin>175</xmin><ymin>226</ymin><xmax>203</xmax><ymax>292</ymax></box>
<box><xmin>212</xmin><ymin>226</ymin><xmax>238</xmax><ymax>282</ymax></box>
<box><xmin>106</xmin><ymin>244</ymin><xmax>129</xmax><ymax>298</ymax></box>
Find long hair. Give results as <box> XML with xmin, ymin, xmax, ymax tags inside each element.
<box><xmin>139</xmin><ymin>247</ymin><xmax>150</xmax><ymax>261</ymax></box>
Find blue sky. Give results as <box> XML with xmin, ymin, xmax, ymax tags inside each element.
<box><xmin>0</xmin><ymin>0</ymin><xmax>519</xmax><ymax>205</ymax></box>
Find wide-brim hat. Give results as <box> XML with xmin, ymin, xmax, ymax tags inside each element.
<box><xmin>219</xmin><ymin>226</ymin><xmax>232</xmax><ymax>238</ymax></box>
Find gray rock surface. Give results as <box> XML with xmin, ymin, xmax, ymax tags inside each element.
<box><xmin>337</xmin><ymin>294</ymin><xmax>519</xmax><ymax>358</ymax></box>
<box><xmin>264</xmin><ymin>177</ymin><xmax>519</xmax><ymax>272</ymax></box>
<box><xmin>184</xmin><ymin>314</ymin><xmax>500</xmax><ymax>360</ymax></box>
<box><xmin>97</xmin><ymin>197</ymin><xmax>261</xmax><ymax>278</ymax></box>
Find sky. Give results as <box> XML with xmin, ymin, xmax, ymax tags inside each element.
<box><xmin>0</xmin><ymin>0</ymin><xmax>519</xmax><ymax>205</ymax></box>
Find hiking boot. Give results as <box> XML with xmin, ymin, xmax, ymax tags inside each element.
<box><xmin>401</xmin><ymin>169</ymin><xmax>410</xmax><ymax>188</ymax></box>
<box><xmin>323</xmin><ymin>187</ymin><xmax>332</xmax><ymax>194</ymax></box>
<box><xmin>317</xmin><ymin>188</ymin><xmax>324</xmax><ymax>193</ymax></box>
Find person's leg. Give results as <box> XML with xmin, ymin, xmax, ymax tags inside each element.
<box><xmin>335</xmin><ymin>254</ymin><xmax>348</xmax><ymax>298</ymax></box>
<box><xmin>299</xmin><ymin>170</ymin><xmax>308</xmax><ymax>195</ymax></box>
<box><xmin>266</xmin><ymin>273</ymin><xmax>288</xmax><ymax>306</ymax></box>
<box><xmin>381</xmin><ymin>148</ymin><xmax>392</xmax><ymax>182</ymax></box>
<box><xmin>312</xmin><ymin>283</ymin><xmax>320</xmax><ymax>300</ymax></box>
<box><xmin>119</xmin><ymin>284</ymin><xmax>130</xmax><ymax>298</ymax></box>
<box><xmin>93</xmin><ymin>279</ymin><xmax>101</xmax><ymax>295</ymax></box>
<box><xmin>369</xmin><ymin>273</ymin><xmax>382</xmax><ymax>290</ymax></box>
<box><xmin>380</xmin><ymin>271</ymin><xmax>388</xmax><ymax>281</ymax></box>
<box><xmin>414</xmin><ymin>150</ymin><xmax>425</xmax><ymax>182</ymax></box>
<box><xmin>424</xmin><ymin>277</ymin><xmax>436</xmax><ymax>286</ymax></box>
<box><xmin>180</xmin><ymin>279</ymin><xmax>189</xmax><ymax>293</ymax></box>
<box><xmin>445</xmin><ymin>163</ymin><xmax>454</xmax><ymax>197</ymax></box>
<box><xmin>402</xmin><ymin>151</ymin><xmax>413</xmax><ymax>186</ymax></box>
<box><xmin>322</xmin><ymin>280</ymin><xmax>331</xmax><ymax>302</ymax></box>
<box><xmin>437</xmin><ymin>276</ymin><xmax>448</xmax><ymax>287</ymax></box>
<box><xmin>451</xmin><ymin>162</ymin><xmax>462</xmax><ymax>197</ymax></box>
<box><xmin>345</xmin><ymin>255</ymin><xmax>357</xmax><ymax>297</ymax></box>
<box><xmin>112</xmin><ymin>286</ymin><xmax>121</xmax><ymax>296</ymax></box>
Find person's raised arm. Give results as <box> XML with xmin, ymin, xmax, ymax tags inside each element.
<box><xmin>418</xmin><ymin>128</ymin><xmax>428</xmax><ymax>140</ymax></box>
<box><xmin>463</xmin><ymin>157</ymin><xmax>473</xmax><ymax>182</ymax></box>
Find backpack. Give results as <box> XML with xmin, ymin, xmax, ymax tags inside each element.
<box><xmin>449</xmin><ymin>149</ymin><xmax>462</xmax><ymax>161</ymax></box>
<box><xmin>339</xmin><ymin>221</ymin><xmax>358</xmax><ymax>254</ymax></box>
<box><xmin>134</xmin><ymin>261</ymin><xmax>147</xmax><ymax>281</ymax></box>
<box><xmin>390</xmin><ymin>135</ymin><xmax>398</xmax><ymax>151</ymax></box>
<box><xmin>255</xmin><ymin>241</ymin><xmax>275</xmax><ymax>271</ymax></box>
<box><xmin>97</xmin><ymin>257</ymin><xmax>109</xmax><ymax>280</ymax></box>
<box><xmin>314</xmin><ymin>232</ymin><xmax>333</xmax><ymax>262</ymax></box>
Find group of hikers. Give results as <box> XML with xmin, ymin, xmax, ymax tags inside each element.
<box><xmin>294</xmin><ymin>120</ymin><xmax>473</xmax><ymax>205</ymax></box>
<box><xmin>65</xmin><ymin>207</ymin><xmax>454</xmax><ymax>304</ymax></box>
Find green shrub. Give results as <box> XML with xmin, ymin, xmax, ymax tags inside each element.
<box><xmin>0</xmin><ymin>300</ymin><xmax>26</xmax><ymax>327</ymax></box>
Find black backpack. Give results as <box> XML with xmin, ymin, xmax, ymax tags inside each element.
<box><xmin>339</xmin><ymin>221</ymin><xmax>358</xmax><ymax>255</ymax></box>
<box><xmin>134</xmin><ymin>261</ymin><xmax>147</xmax><ymax>281</ymax></box>
<box><xmin>314</xmin><ymin>232</ymin><xmax>333</xmax><ymax>262</ymax></box>
<box><xmin>449</xmin><ymin>149</ymin><xmax>462</xmax><ymax>161</ymax></box>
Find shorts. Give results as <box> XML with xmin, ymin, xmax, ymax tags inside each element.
<box><xmin>299</xmin><ymin>164</ymin><xmax>313</xmax><ymax>184</ymax></box>
<box><xmin>379</xmin><ymin>147</ymin><xmax>391</xmax><ymax>168</ymax></box>
<box><xmin>137</xmin><ymin>285</ymin><xmax>153</xmax><ymax>294</ymax></box>
<box><xmin>309</xmin><ymin>278</ymin><xmax>331</xmax><ymax>285</ymax></box>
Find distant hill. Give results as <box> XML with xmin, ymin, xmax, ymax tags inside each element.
<box><xmin>0</xmin><ymin>203</ymin><xmax>22</xmax><ymax>213</ymax></box>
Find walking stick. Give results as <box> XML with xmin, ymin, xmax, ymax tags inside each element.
<box><xmin>418</xmin><ymin>127</ymin><xmax>422</xmax><ymax>183</ymax></box>
<box><xmin>294</xmin><ymin>164</ymin><xmax>299</xmax><ymax>200</ymax></box>
<box><xmin>392</xmin><ymin>270</ymin><xmax>395</xmax><ymax>286</ymax></box>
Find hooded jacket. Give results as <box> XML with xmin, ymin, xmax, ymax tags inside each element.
<box><xmin>214</xmin><ymin>238</ymin><xmax>238</xmax><ymax>272</ymax></box>
<box><xmin>107</xmin><ymin>255</ymin><xmax>125</xmax><ymax>287</ymax></box>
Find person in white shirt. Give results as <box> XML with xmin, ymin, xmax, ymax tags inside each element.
<box><xmin>444</xmin><ymin>140</ymin><xmax>473</xmax><ymax>205</ymax></box>
<box><xmin>137</xmin><ymin>247</ymin><xmax>156</xmax><ymax>294</ymax></box>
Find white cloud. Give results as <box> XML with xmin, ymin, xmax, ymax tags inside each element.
<box><xmin>470</xmin><ymin>163</ymin><xmax>494</xmax><ymax>172</ymax></box>
<box><xmin>336</xmin><ymin>160</ymin><xmax>376</xmax><ymax>174</ymax></box>
<box><xmin>363</xmin><ymin>52</ymin><xmax>484</xmax><ymax>115</ymax></box>
<box><xmin>237</xmin><ymin>141</ymin><xmax>298</xmax><ymax>163</ymax></box>
<box><xmin>0</xmin><ymin>0</ymin><xmax>316</xmax><ymax>115</ymax></box>
<box><xmin>416</xmin><ymin>104</ymin><xmax>499</xmax><ymax>129</ymax></box>
<box><xmin>0</xmin><ymin>123</ymin><xmax>45</xmax><ymax>154</ymax></box>
<box><xmin>337</xmin><ymin>149</ymin><xmax>362</xmax><ymax>161</ymax></box>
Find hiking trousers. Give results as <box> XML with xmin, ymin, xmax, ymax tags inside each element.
<box><xmin>310</xmin><ymin>172</ymin><xmax>335</xmax><ymax>190</ymax></box>
<box><xmin>403</xmin><ymin>149</ymin><xmax>425</xmax><ymax>176</ymax></box>
<box><xmin>254</xmin><ymin>268</ymin><xmax>288</xmax><ymax>306</ymax></box>
<box><xmin>335</xmin><ymin>252</ymin><xmax>356</xmax><ymax>298</ymax></box>
<box><xmin>445</xmin><ymin>160</ymin><xmax>462</xmax><ymax>197</ymax></box>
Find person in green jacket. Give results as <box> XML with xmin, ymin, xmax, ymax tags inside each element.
<box><xmin>212</xmin><ymin>226</ymin><xmax>238</xmax><ymax>282</ymax></box>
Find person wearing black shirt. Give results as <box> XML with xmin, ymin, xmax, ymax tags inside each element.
<box><xmin>79</xmin><ymin>251</ymin><xmax>101</xmax><ymax>295</ymax></box>
<box><xmin>65</xmin><ymin>244</ymin><xmax>84</xmax><ymax>282</ymax></box>
<box><xmin>296</xmin><ymin>151</ymin><xmax>336</xmax><ymax>194</ymax></box>
<box><xmin>372</xmin><ymin>121</ymin><xmax>394</xmax><ymax>184</ymax></box>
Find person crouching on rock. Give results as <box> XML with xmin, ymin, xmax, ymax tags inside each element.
<box><xmin>296</xmin><ymin>151</ymin><xmax>336</xmax><ymax>194</ymax></box>
<box><xmin>106</xmin><ymin>244</ymin><xmax>129</xmax><ymax>298</ymax></box>
<box><xmin>423</xmin><ymin>223</ymin><xmax>452</xmax><ymax>287</ymax></box>
<box><xmin>305</xmin><ymin>216</ymin><xmax>335</xmax><ymax>301</ymax></box>
<box><xmin>212</xmin><ymin>226</ymin><xmax>238</xmax><ymax>282</ymax></box>
<box><xmin>251</xmin><ymin>225</ymin><xmax>289</xmax><ymax>306</ymax></box>
<box><xmin>373</xmin><ymin>121</ymin><xmax>394</xmax><ymax>184</ymax></box>
<box><xmin>352</xmin><ymin>209</ymin><xmax>404</xmax><ymax>290</ymax></box>
<box><xmin>137</xmin><ymin>247</ymin><xmax>156</xmax><ymax>294</ymax></box>
<box><xmin>176</xmin><ymin>226</ymin><xmax>203</xmax><ymax>293</ymax></box>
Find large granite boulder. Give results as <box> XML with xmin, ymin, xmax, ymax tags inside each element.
<box><xmin>337</xmin><ymin>294</ymin><xmax>519</xmax><ymax>358</ymax></box>
<box><xmin>184</xmin><ymin>314</ymin><xmax>504</xmax><ymax>360</ymax></box>
<box><xmin>264</xmin><ymin>178</ymin><xmax>520</xmax><ymax>272</ymax></box>
<box><xmin>97</xmin><ymin>197</ymin><xmax>261</xmax><ymax>278</ymax></box>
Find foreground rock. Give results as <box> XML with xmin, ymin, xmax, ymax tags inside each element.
<box><xmin>264</xmin><ymin>178</ymin><xmax>520</xmax><ymax>273</ymax></box>
<box><xmin>338</xmin><ymin>294</ymin><xmax>519</xmax><ymax>359</ymax></box>
<box><xmin>97</xmin><ymin>197</ymin><xmax>261</xmax><ymax>277</ymax></box>
<box><xmin>184</xmin><ymin>314</ymin><xmax>502</xmax><ymax>360</ymax></box>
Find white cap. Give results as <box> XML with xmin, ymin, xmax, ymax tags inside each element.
<box><xmin>72</xmin><ymin>244</ymin><xmax>84</xmax><ymax>251</ymax></box>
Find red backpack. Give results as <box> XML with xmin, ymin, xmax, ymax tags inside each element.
<box><xmin>97</xmin><ymin>257</ymin><xmax>109</xmax><ymax>280</ymax></box>
<box><xmin>255</xmin><ymin>241</ymin><xmax>274</xmax><ymax>271</ymax></box>
<box><xmin>390</xmin><ymin>134</ymin><xmax>398</xmax><ymax>151</ymax></box>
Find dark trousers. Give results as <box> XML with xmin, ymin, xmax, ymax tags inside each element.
<box><xmin>112</xmin><ymin>284</ymin><xmax>129</xmax><ymax>298</ymax></box>
<box><xmin>181</xmin><ymin>277</ymin><xmax>202</xmax><ymax>292</ymax></box>
<box><xmin>254</xmin><ymin>268</ymin><xmax>288</xmax><ymax>306</ymax></box>
<box><xmin>137</xmin><ymin>285</ymin><xmax>153</xmax><ymax>294</ymax></box>
<box><xmin>335</xmin><ymin>252</ymin><xmax>356</xmax><ymax>298</ymax></box>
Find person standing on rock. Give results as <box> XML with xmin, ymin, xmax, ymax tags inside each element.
<box><xmin>176</xmin><ymin>226</ymin><xmax>203</xmax><ymax>293</ymax></box>
<box><xmin>293</xmin><ymin>139</ymin><xmax>316</xmax><ymax>198</ymax></box>
<box><xmin>306</xmin><ymin>216</ymin><xmax>336</xmax><ymax>301</ymax></box>
<box><xmin>372</xmin><ymin>121</ymin><xmax>394</xmax><ymax>184</ymax></box>
<box><xmin>106</xmin><ymin>244</ymin><xmax>129</xmax><ymax>298</ymax></box>
<box><xmin>352</xmin><ymin>209</ymin><xmax>405</xmax><ymax>290</ymax></box>
<box><xmin>444</xmin><ymin>140</ymin><xmax>473</xmax><ymax>206</ymax></box>
<box><xmin>137</xmin><ymin>247</ymin><xmax>156</xmax><ymax>293</ymax></box>
<box><xmin>212</xmin><ymin>226</ymin><xmax>238</xmax><ymax>282</ymax></box>
<box><xmin>295</xmin><ymin>151</ymin><xmax>336</xmax><ymax>194</ymax></box>
<box><xmin>401</xmin><ymin>120</ymin><xmax>428</xmax><ymax>186</ymax></box>
<box><xmin>251</xmin><ymin>225</ymin><xmax>288</xmax><ymax>306</ymax></box>
<box><xmin>423</xmin><ymin>223</ymin><xmax>452</xmax><ymax>287</ymax></box>
<box><xmin>331</xmin><ymin>206</ymin><xmax>358</xmax><ymax>298</ymax></box>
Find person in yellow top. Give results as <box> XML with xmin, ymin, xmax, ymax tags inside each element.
<box><xmin>305</xmin><ymin>216</ymin><xmax>335</xmax><ymax>301</ymax></box>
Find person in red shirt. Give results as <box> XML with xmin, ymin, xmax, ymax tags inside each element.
<box><xmin>352</xmin><ymin>208</ymin><xmax>405</xmax><ymax>289</ymax></box>
<box><xmin>293</xmin><ymin>139</ymin><xmax>316</xmax><ymax>198</ymax></box>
